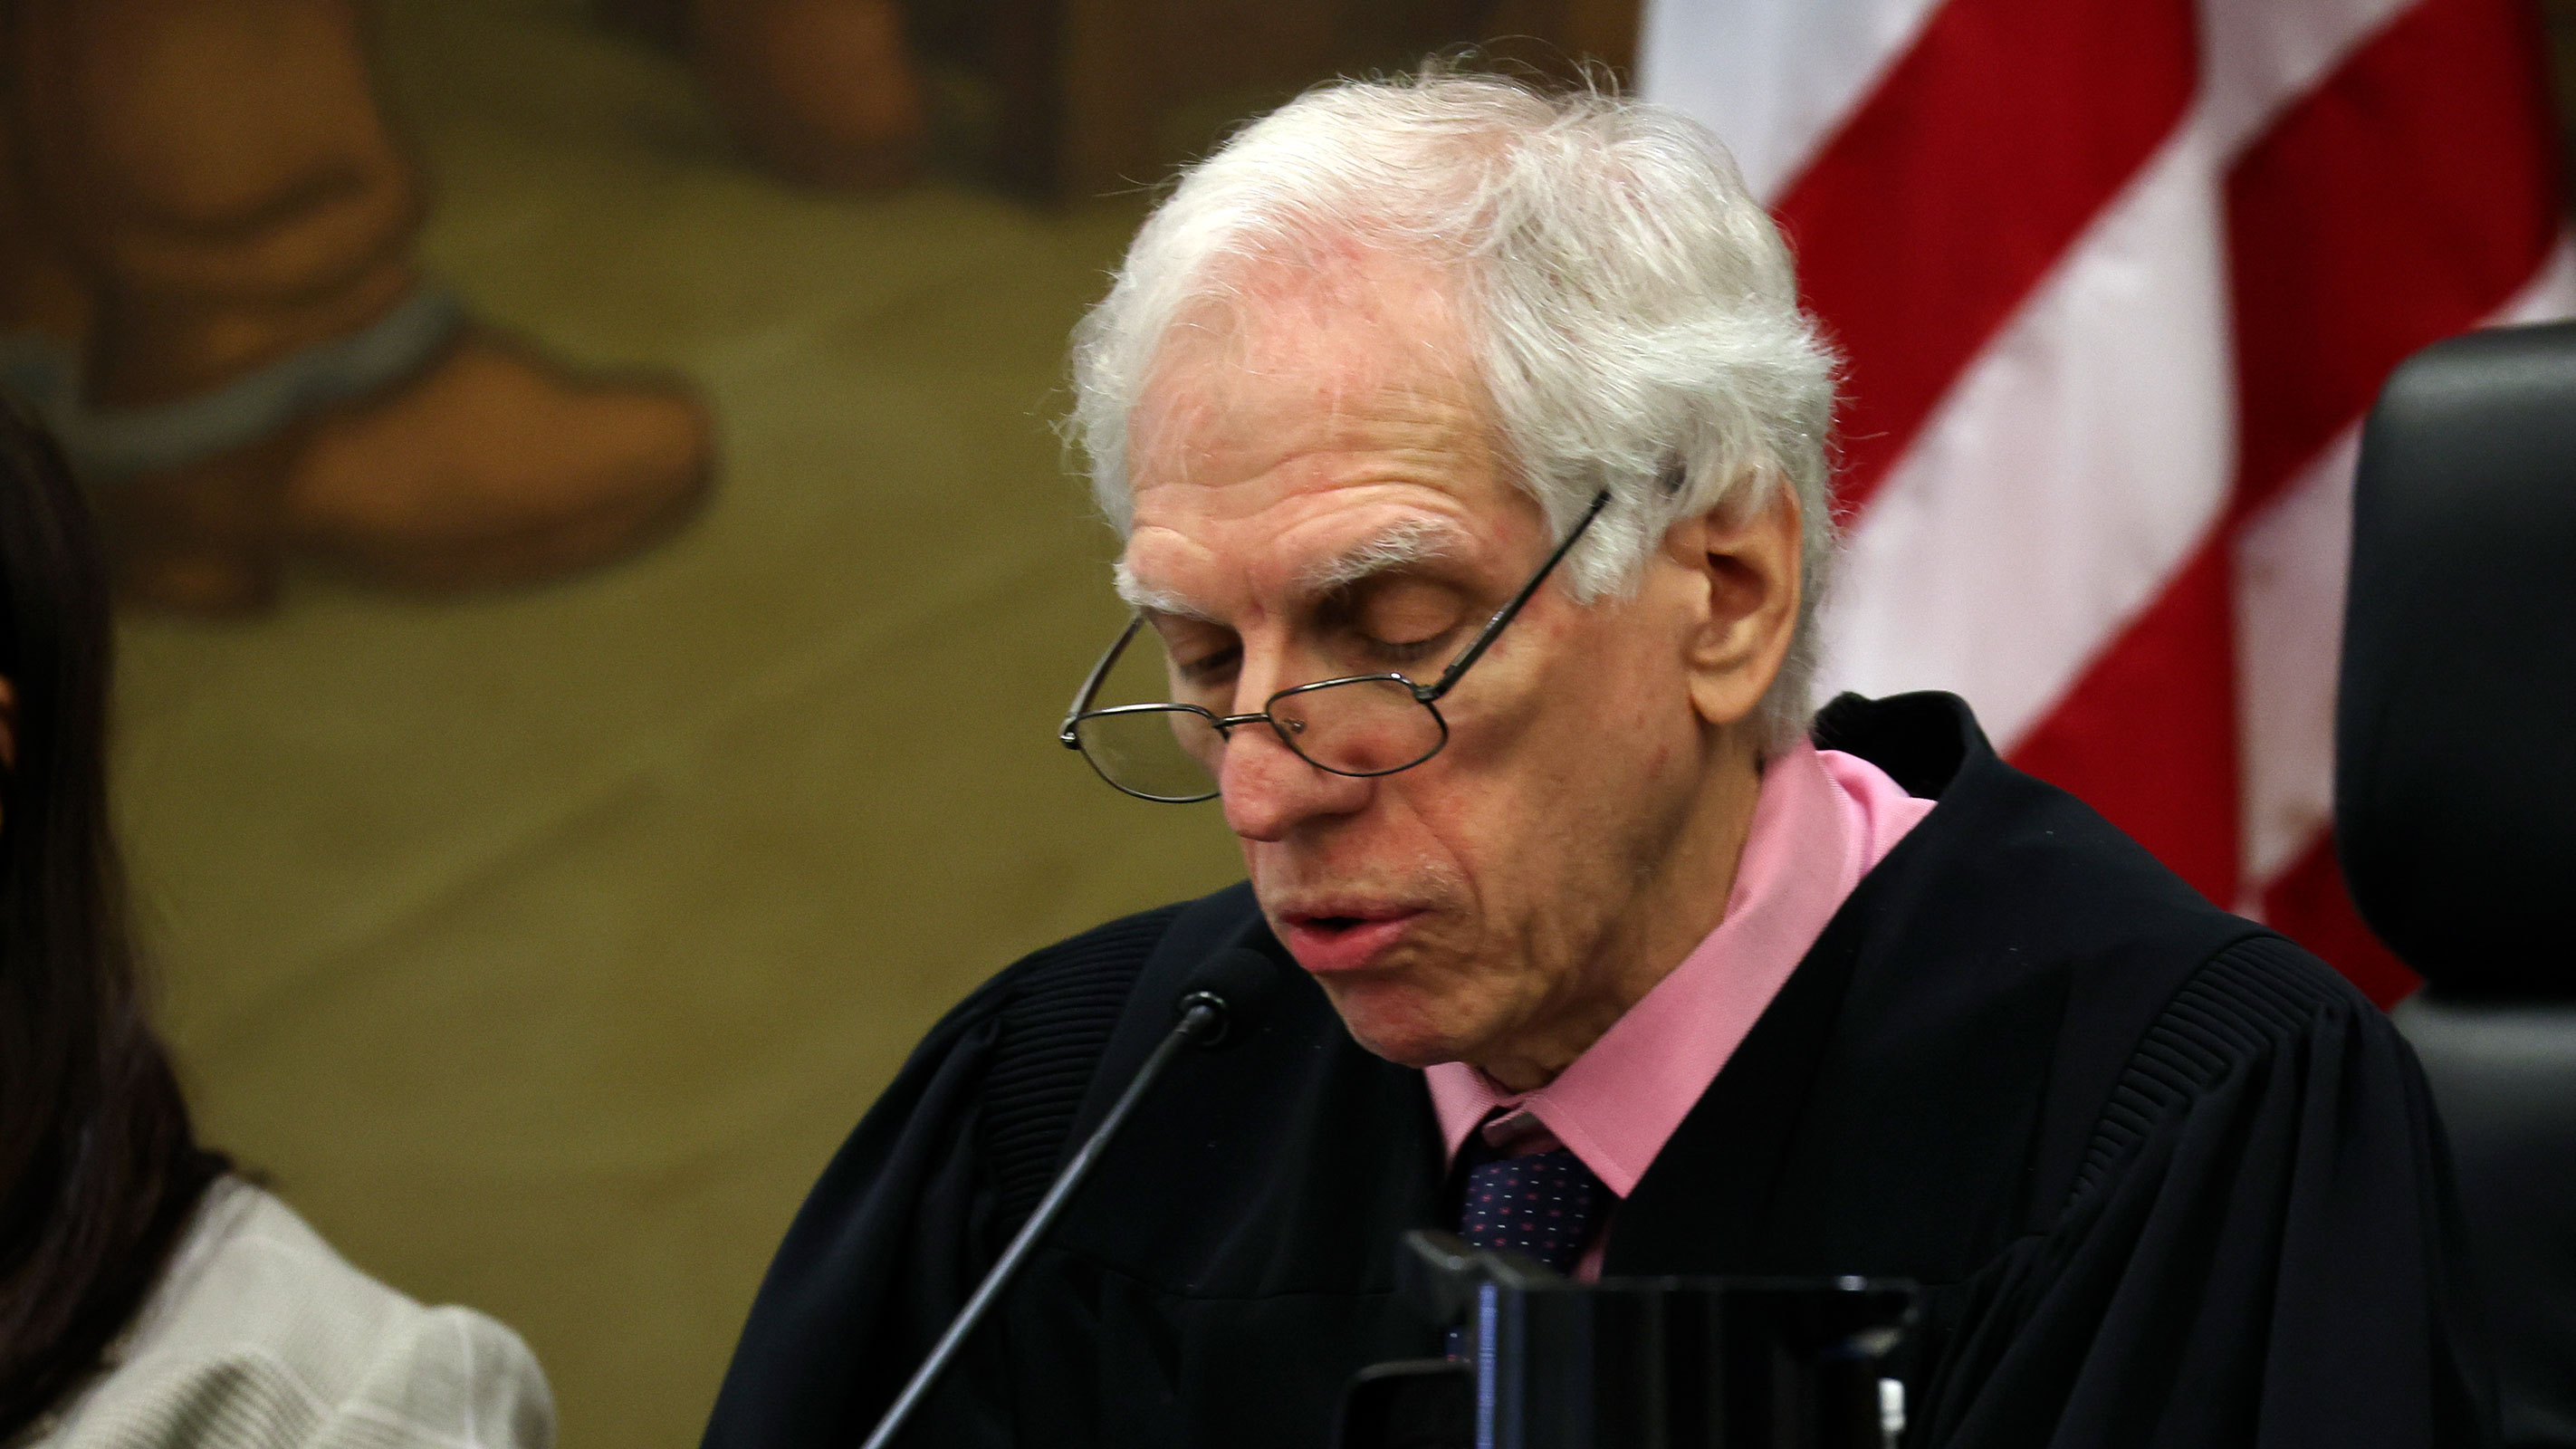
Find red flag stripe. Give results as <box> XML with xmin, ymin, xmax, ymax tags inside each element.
<box><xmin>2007</xmin><ymin>542</ymin><xmax>2242</xmax><ymax>903</ymax></box>
<box><xmin>2244</xmin><ymin>239</ymin><xmax>2576</xmax><ymax>1003</ymax></box>
<box><xmin>2226</xmin><ymin>0</ymin><xmax>2564</xmax><ymax>523</ymax></box>
<box><xmin>2008</xmin><ymin>0</ymin><xmax>2566</xmax><ymax>964</ymax></box>
<box><xmin>1775</xmin><ymin>0</ymin><xmax>2198</xmax><ymax>517</ymax></box>
<box><xmin>2226</xmin><ymin>0</ymin><xmax>2559</xmax><ymax>929</ymax></box>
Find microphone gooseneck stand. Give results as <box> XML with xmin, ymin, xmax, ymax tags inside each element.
<box><xmin>857</xmin><ymin>949</ymin><xmax>1275</xmax><ymax>1449</ymax></box>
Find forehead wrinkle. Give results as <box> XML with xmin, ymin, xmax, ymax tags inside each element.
<box><xmin>1132</xmin><ymin>249</ymin><xmax>1482</xmax><ymax>485</ymax></box>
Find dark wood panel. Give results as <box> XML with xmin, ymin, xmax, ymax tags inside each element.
<box><xmin>972</xmin><ymin>0</ymin><xmax>1641</xmax><ymax>200</ymax></box>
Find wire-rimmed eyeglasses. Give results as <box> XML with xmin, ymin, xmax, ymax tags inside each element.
<box><xmin>1058</xmin><ymin>490</ymin><xmax>1612</xmax><ymax>802</ymax></box>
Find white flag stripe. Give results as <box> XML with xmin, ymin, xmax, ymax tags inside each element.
<box><xmin>2232</xmin><ymin>233</ymin><xmax>2576</xmax><ymax>899</ymax></box>
<box><xmin>1637</xmin><ymin>0</ymin><xmax>2413</xmax><ymax>216</ymax></box>
<box><xmin>1636</xmin><ymin>0</ymin><xmax>1942</xmax><ymax>202</ymax></box>
<box><xmin>2197</xmin><ymin>0</ymin><xmax>2416</xmax><ymax>160</ymax></box>
<box><xmin>1806</xmin><ymin>0</ymin><xmax>2417</xmax><ymax>749</ymax></box>
<box><xmin>1817</xmin><ymin>120</ymin><xmax>2234</xmax><ymax>745</ymax></box>
<box><xmin>2232</xmin><ymin>425</ymin><xmax>2362</xmax><ymax>896</ymax></box>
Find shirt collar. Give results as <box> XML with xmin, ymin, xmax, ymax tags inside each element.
<box><xmin>1423</xmin><ymin>740</ymin><xmax>1932</xmax><ymax>1197</ymax></box>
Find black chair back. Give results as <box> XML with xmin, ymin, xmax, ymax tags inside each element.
<box><xmin>2339</xmin><ymin>320</ymin><xmax>2576</xmax><ymax>1449</ymax></box>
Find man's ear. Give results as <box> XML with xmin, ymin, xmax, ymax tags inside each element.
<box><xmin>1668</xmin><ymin>486</ymin><xmax>1802</xmax><ymax>731</ymax></box>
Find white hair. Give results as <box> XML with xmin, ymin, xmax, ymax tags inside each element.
<box><xmin>1068</xmin><ymin>70</ymin><xmax>1839</xmax><ymax>753</ymax></box>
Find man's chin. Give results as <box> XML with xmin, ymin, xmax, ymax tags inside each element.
<box><xmin>1314</xmin><ymin>975</ymin><xmax>1489</xmax><ymax>1070</ymax></box>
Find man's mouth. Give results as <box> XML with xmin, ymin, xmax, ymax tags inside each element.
<box><xmin>1278</xmin><ymin>907</ymin><xmax>1424</xmax><ymax>974</ymax></box>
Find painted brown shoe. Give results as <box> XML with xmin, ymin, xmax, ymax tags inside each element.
<box><xmin>282</xmin><ymin>329</ymin><xmax>714</xmax><ymax>591</ymax></box>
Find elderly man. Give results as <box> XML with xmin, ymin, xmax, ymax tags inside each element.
<box><xmin>704</xmin><ymin>74</ymin><xmax>2482</xmax><ymax>1449</ymax></box>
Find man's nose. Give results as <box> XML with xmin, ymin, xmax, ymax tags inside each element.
<box><xmin>1217</xmin><ymin>710</ymin><xmax>1372</xmax><ymax>842</ymax></box>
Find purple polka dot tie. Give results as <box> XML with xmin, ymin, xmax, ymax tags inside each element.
<box><xmin>1458</xmin><ymin>1147</ymin><xmax>1609</xmax><ymax>1274</ymax></box>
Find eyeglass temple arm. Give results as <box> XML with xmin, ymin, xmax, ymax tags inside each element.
<box><xmin>1061</xmin><ymin>616</ymin><xmax>1145</xmax><ymax>743</ymax></box>
<box><xmin>1420</xmin><ymin>489</ymin><xmax>1613</xmax><ymax>701</ymax></box>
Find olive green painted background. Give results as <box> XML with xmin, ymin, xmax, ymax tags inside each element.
<box><xmin>112</xmin><ymin>3</ymin><xmax>1242</xmax><ymax>1444</ymax></box>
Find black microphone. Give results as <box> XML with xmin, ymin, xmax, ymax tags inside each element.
<box><xmin>857</xmin><ymin>948</ymin><xmax>1278</xmax><ymax>1449</ymax></box>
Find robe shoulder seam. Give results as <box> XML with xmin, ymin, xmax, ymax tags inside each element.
<box><xmin>977</xmin><ymin>903</ymin><xmax>1185</xmax><ymax>1233</ymax></box>
<box><xmin>2064</xmin><ymin>932</ymin><xmax>2367</xmax><ymax>1210</ymax></box>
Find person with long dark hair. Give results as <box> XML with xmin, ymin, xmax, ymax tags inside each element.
<box><xmin>0</xmin><ymin>402</ymin><xmax>553</xmax><ymax>1449</ymax></box>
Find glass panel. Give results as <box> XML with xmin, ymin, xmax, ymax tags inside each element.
<box><xmin>1269</xmin><ymin>677</ymin><xmax>1443</xmax><ymax>776</ymax></box>
<box><xmin>1074</xmin><ymin>707</ymin><xmax>1223</xmax><ymax>801</ymax></box>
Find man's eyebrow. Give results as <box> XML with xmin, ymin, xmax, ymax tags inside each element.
<box><xmin>1297</xmin><ymin>517</ymin><xmax>1470</xmax><ymax>596</ymax></box>
<box><xmin>1113</xmin><ymin>561</ymin><xmax>1216</xmax><ymax>620</ymax></box>
<box><xmin>1113</xmin><ymin>517</ymin><xmax>1472</xmax><ymax>619</ymax></box>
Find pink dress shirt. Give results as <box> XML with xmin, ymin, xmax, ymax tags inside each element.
<box><xmin>1424</xmin><ymin>739</ymin><xmax>1935</xmax><ymax>1276</ymax></box>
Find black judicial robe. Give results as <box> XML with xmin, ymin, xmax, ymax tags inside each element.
<box><xmin>703</xmin><ymin>693</ymin><xmax>2490</xmax><ymax>1449</ymax></box>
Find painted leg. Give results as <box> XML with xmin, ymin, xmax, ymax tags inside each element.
<box><xmin>693</xmin><ymin>0</ymin><xmax>928</xmax><ymax>189</ymax></box>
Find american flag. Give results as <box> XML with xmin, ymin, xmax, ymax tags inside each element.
<box><xmin>1641</xmin><ymin>0</ymin><xmax>2573</xmax><ymax>1004</ymax></box>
